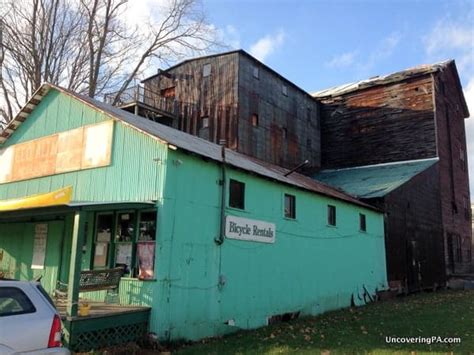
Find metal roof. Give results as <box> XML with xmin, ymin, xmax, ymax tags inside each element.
<box><xmin>314</xmin><ymin>158</ymin><xmax>439</xmax><ymax>199</ymax></box>
<box><xmin>312</xmin><ymin>60</ymin><xmax>452</xmax><ymax>98</ymax></box>
<box><xmin>0</xmin><ymin>83</ymin><xmax>375</xmax><ymax>210</ymax></box>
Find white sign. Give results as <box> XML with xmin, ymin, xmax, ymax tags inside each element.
<box><xmin>32</xmin><ymin>223</ymin><xmax>48</xmax><ymax>269</ymax></box>
<box><xmin>225</xmin><ymin>216</ymin><xmax>275</xmax><ymax>243</ymax></box>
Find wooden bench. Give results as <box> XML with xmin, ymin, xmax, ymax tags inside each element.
<box><xmin>55</xmin><ymin>267</ymin><xmax>125</xmax><ymax>298</ymax></box>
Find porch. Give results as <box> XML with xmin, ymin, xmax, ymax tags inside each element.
<box><xmin>0</xmin><ymin>189</ymin><xmax>158</xmax><ymax>352</ymax></box>
<box><xmin>56</xmin><ymin>300</ymin><xmax>151</xmax><ymax>352</ymax></box>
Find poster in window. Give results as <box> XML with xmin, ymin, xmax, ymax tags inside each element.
<box><xmin>32</xmin><ymin>223</ymin><xmax>48</xmax><ymax>269</ymax></box>
<box><xmin>137</xmin><ymin>242</ymin><xmax>155</xmax><ymax>280</ymax></box>
<box><xmin>115</xmin><ymin>243</ymin><xmax>133</xmax><ymax>273</ymax></box>
<box><xmin>93</xmin><ymin>242</ymin><xmax>108</xmax><ymax>267</ymax></box>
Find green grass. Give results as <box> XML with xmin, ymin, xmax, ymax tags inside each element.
<box><xmin>176</xmin><ymin>290</ymin><xmax>474</xmax><ymax>354</ymax></box>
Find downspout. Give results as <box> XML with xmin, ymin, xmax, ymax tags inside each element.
<box><xmin>215</xmin><ymin>142</ymin><xmax>226</xmax><ymax>245</ymax></box>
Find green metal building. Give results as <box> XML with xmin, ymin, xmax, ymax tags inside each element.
<box><xmin>0</xmin><ymin>84</ymin><xmax>387</xmax><ymax>351</ymax></box>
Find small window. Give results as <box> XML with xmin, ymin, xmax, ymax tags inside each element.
<box><xmin>359</xmin><ymin>213</ymin><xmax>366</xmax><ymax>232</ymax></box>
<box><xmin>229</xmin><ymin>179</ymin><xmax>245</xmax><ymax>209</ymax></box>
<box><xmin>282</xmin><ymin>127</ymin><xmax>288</xmax><ymax>139</ymax></box>
<box><xmin>284</xmin><ymin>194</ymin><xmax>296</xmax><ymax>219</ymax></box>
<box><xmin>328</xmin><ymin>205</ymin><xmax>336</xmax><ymax>226</ymax></box>
<box><xmin>306</xmin><ymin>107</ymin><xmax>311</xmax><ymax>123</ymax></box>
<box><xmin>306</xmin><ymin>138</ymin><xmax>312</xmax><ymax>148</ymax></box>
<box><xmin>251</xmin><ymin>113</ymin><xmax>259</xmax><ymax>127</ymax></box>
<box><xmin>203</xmin><ymin>63</ymin><xmax>211</xmax><ymax>77</ymax></box>
<box><xmin>201</xmin><ymin>116</ymin><xmax>209</xmax><ymax>129</ymax></box>
<box><xmin>253</xmin><ymin>67</ymin><xmax>259</xmax><ymax>79</ymax></box>
<box><xmin>282</xmin><ymin>85</ymin><xmax>288</xmax><ymax>96</ymax></box>
<box><xmin>0</xmin><ymin>287</ymin><xmax>36</xmax><ymax>317</ymax></box>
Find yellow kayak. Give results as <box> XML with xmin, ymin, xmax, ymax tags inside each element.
<box><xmin>0</xmin><ymin>186</ymin><xmax>72</xmax><ymax>212</ymax></box>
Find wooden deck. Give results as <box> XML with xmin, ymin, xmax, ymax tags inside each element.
<box><xmin>55</xmin><ymin>300</ymin><xmax>150</xmax><ymax>321</ymax></box>
<box><xmin>54</xmin><ymin>299</ymin><xmax>151</xmax><ymax>351</ymax></box>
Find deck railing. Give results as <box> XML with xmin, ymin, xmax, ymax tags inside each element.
<box><xmin>104</xmin><ymin>85</ymin><xmax>181</xmax><ymax>116</ymax></box>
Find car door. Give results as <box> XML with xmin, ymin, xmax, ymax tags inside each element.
<box><xmin>0</xmin><ymin>282</ymin><xmax>53</xmax><ymax>353</ymax></box>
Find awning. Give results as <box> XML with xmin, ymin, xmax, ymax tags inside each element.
<box><xmin>0</xmin><ymin>186</ymin><xmax>72</xmax><ymax>212</ymax></box>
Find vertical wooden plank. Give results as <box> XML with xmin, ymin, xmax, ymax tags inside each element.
<box><xmin>67</xmin><ymin>211</ymin><xmax>86</xmax><ymax>317</ymax></box>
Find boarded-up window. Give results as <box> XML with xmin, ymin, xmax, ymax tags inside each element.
<box><xmin>328</xmin><ymin>205</ymin><xmax>336</xmax><ymax>226</ymax></box>
<box><xmin>229</xmin><ymin>179</ymin><xmax>245</xmax><ymax>209</ymax></box>
<box><xmin>359</xmin><ymin>213</ymin><xmax>366</xmax><ymax>232</ymax></box>
<box><xmin>203</xmin><ymin>63</ymin><xmax>211</xmax><ymax>77</ymax></box>
<box><xmin>284</xmin><ymin>194</ymin><xmax>296</xmax><ymax>219</ymax></box>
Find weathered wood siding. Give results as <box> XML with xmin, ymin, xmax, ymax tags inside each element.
<box><xmin>142</xmin><ymin>51</ymin><xmax>321</xmax><ymax>171</ymax></box>
<box><xmin>237</xmin><ymin>54</ymin><xmax>320</xmax><ymax>171</ymax></box>
<box><xmin>434</xmin><ymin>69</ymin><xmax>472</xmax><ymax>274</ymax></box>
<box><xmin>143</xmin><ymin>52</ymin><xmax>240</xmax><ymax>148</ymax></box>
<box><xmin>318</xmin><ymin>75</ymin><xmax>437</xmax><ymax>168</ymax></box>
<box><xmin>374</xmin><ymin>164</ymin><xmax>445</xmax><ymax>291</ymax></box>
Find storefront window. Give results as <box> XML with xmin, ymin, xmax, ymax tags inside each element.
<box><xmin>137</xmin><ymin>211</ymin><xmax>157</xmax><ymax>280</ymax></box>
<box><xmin>93</xmin><ymin>214</ymin><xmax>113</xmax><ymax>268</ymax></box>
<box><xmin>138</xmin><ymin>212</ymin><xmax>156</xmax><ymax>241</ymax></box>
<box><xmin>116</xmin><ymin>212</ymin><xmax>135</xmax><ymax>242</ymax></box>
<box><xmin>92</xmin><ymin>210</ymin><xmax>157</xmax><ymax>279</ymax></box>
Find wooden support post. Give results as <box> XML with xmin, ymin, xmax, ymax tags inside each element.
<box><xmin>67</xmin><ymin>211</ymin><xmax>86</xmax><ymax>317</ymax></box>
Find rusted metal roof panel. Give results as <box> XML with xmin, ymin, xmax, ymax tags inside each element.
<box><xmin>312</xmin><ymin>60</ymin><xmax>453</xmax><ymax>98</ymax></box>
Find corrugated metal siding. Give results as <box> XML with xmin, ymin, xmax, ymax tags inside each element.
<box><xmin>0</xmin><ymin>91</ymin><xmax>168</xmax><ymax>202</ymax></box>
<box><xmin>2</xmin><ymin>90</ymin><xmax>104</xmax><ymax>147</ymax></box>
<box><xmin>153</xmin><ymin>149</ymin><xmax>386</xmax><ymax>340</ymax></box>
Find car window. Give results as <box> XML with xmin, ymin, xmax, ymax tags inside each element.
<box><xmin>0</xmin><ymin>287</ymin><xmax>36</xmax><ymax>317</ymax></box>
<box><xmin>36</xmin><ymin>284</ymin><xmax>55</xmax><ymax>308</ymax></box>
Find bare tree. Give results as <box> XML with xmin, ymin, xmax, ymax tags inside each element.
<box><xmin>0</xmin><ymin>0</ymin><xmax>218</xmax><ymax>127</ymax></box>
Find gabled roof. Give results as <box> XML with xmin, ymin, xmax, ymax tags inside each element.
<box><xmin>312</xmin><ymin>60</ymin><xmax>469</xmax><ymax>118</ymax></box>
<box><xmin>314</xmin><ymin>158</ymin><xmax>439</xmax><ymax>199</ymax></box>
<box><xmin>0</xmin><ymin>83</ymin><xmax>376</xmax><ymax>211</ymax></box>
<box><xmin>141</xmin><ymin>49</ymin><xmax>317</xmax><ymax>102</ymax></box>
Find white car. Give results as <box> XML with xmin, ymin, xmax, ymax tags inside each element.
<box><xmin>0</xmin><ymin>280</ymin><xmax>70</xmax><ymax>354</ymax></box>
